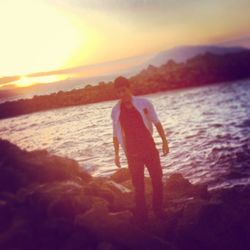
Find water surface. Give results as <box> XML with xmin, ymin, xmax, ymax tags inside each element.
<box><xmin>1</xmin><ymin>79</ymin><xmax>250</xmax><ymax>190</ymax></box>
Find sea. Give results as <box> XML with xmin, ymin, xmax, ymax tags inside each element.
<box><xmin>1</xmin><ymin>79</ymin><xmax>250</xmax><ymax>190</ymax></box>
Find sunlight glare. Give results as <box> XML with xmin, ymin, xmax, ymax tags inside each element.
<box><xmin>14</xmin><ymin>75</ymin><xmax>67</xmax><ymax>88</ymax></box>
<box><xmin>0</xmin><ymin>0</ymin><xmax>83</xmax><ymax>76</ymax></box>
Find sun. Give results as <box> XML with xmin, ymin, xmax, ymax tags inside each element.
<box><xmin>14</xmin><ymin>76</ymin><xmax>35</xmax><ymax>88</ymax></box>
<box><xmin>0</xmin><ymin>0</ymin><xmax>83</xmax><ymax>76</ymax></box>
<box><xmin>14</xmin><ymin>75</ymin><xmax>67</xmax><ymax>88</ymax></box>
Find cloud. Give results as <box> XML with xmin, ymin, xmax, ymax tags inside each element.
<box><xmin>49</xmin><ymin>0</ymin><xmax>182</xmax><ymax>14</ymax></box>
<box><xmin>0</xmin><ymin>76</ymin><xmax>20</xmax><ymax>86</ymax></box>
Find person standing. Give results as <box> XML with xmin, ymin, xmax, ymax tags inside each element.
<box><xmin>111</xmin><ymin>76</ymin><xmax>169</xmax><ymax>223</ymax></box>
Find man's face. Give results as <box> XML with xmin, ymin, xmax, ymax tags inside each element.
<box><xmin>115</xmin><ymin>86</ymin><xmax>132</xmax><ymax>103</ymax></box>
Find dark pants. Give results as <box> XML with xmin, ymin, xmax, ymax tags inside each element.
<box><xmin>126</xmin><ymin>147</ymin><xmax>163</xmax><ymax>219</ymax></box>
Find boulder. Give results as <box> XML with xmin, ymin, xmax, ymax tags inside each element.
<box><xmin>97</xmin><ymin>241</ymin><xmax>121</xmax><ymax>250</ymax></box>
<box><xmin>0</xmin><ymin>200</ymin><xmax>12</xmax><ymax>232</ymax></box>
<box><xmin>110</xmin><ymin>168</ymin><xmax>131</xmax><ymax>183</ymax></box>
<box><xmin>36</xmin><ymin>218</ymin><xmax>75</xmax><ymax>250</ymax></box>
<box><xmin>165</xmin><ymin>173</ymin><xmax>209</xmax><ymax>200</ymax></box>
<box><xmin>175</xmin><ymin>197</ymin><xmax>249</xmax><ymax>250</ymax></box>
<box><xmin>76</xmin><ymin>198</ymin><xmax>177</xmax><ymax>250</ymax></box>
<box><xmin>0</xmin><ymin>218</ymin><xmax>34</xmax><ymax>250</ymax></box>
<box><xmin>0</xmin><ymin>139</ymin><xmax>92</xmax><ymax>193</ymax></box>
<box><xmin>17</xmin><ymin>181</ymin><xmax>92</xmax><ymax>220</ymax></box>
<box><xmin>84</xmin><ymin>178</ymin><xmax>133</xmax><ymax>212</ymax></box>
<box><xmin>121</xmin><ymin>176</ymin><xmax>153</xmax><ymax>194</ymax></box>
<box><xmin>1</xmin><ymin>139</ymin><xmax>250</xmax><ymax>250</ymax></box>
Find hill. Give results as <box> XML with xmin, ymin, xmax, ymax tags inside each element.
<box><xmin>1</xmin><ymin>45</ymin><xmax>248</xmax><ymax>103</ymax></box>
<box><xmin>148</xmin><ymin>45</ymin><xmax>246</xmax><ymax>66</ymax></box>
<box><xmin>0</xmin><ymin>50</ymin><xmax>250</xmax><ymax>119</ymax></box>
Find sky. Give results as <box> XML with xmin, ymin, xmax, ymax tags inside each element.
<box><xmin>0</xmin><ymin>0</ymin><xmax>249</xmax><ymax>89</ymax></box>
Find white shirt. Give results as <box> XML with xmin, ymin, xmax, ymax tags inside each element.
<box><xmin>111</xmin><ymin>95</ymin><xmax>160</xmax><ymax>153</ymax></box>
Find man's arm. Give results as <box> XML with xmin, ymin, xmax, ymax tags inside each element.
<box><xmin>111</xmin><ymin>108</ymin><xmax>121</xmax><ymax>168</ymax></box>
<box><xmin>155</xmin><ymin>121</ymin><xmax>169</xmax><ymax>156</ymax></box>
<box><xmin>146</xmin><ymin>99</ymin><xmax>169</xmax><ymax>156</ymax></box>
<box><xmin>113</xmin><ymin>136</ymin><xmax>120</xmax><ymax>157</ymax></box>
<box><xmin>113</xmin><ymin>136</ymin><xmax>121</xmax><ymax>167</ymax></box>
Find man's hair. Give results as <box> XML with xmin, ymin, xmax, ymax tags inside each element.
<box><xmin>114</xmin><ymin>76</ymin><xmax>130</xmax><ymax>89</ymax></box>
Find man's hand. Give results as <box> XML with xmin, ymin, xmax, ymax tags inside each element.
<box><xmin>114</xmin><ymin>154</ymin><xmax>121</xmax><ymax>168</ymax></box>
<box><xmin>162</xmin><ymin>140</ymin><xmax>169</xmax><ymax>156</ymax></box>
<box><xmin>113</xmin><ymin>136</ymin><xmax>121</xmax><ymax>168</ymax></box>
<box><xmin>155</xmin><ymin>122</ymin><xmax>169</xmax><ymax>156</ymax></box>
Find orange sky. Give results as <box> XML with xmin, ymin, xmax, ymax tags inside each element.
<box><xmin>0</xmin><ymin>0</ymin><xmax>249</xmax><ymax>88</ymax></box>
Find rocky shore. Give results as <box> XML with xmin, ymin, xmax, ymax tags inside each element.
<box><xmin>0</xmin><ymin>138</ymin><xmax>249</xmax><ymax>250</ymax></box>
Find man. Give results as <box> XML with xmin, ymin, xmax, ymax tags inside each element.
<box><xmin>111</xmin><ymin>76</ymin><xmax>169</xmax><ymax>223</ymax></box>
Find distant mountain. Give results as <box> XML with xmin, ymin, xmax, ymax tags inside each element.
<box><xmin>0</xmin><ymin>45</ymin><xmax>249</xmax><ymax>103</ymax></box>
<box><xmin>0</xmin><ymin>53</ymin><xmax>153</xmax><ymax>102</ymax></box>
<box><xmin>147</xmin><ymin>45</ymin><xmax>248</xmax><ymax>67</ymax></box>
<box><xmin>217</xmin><ymin>35</ymin><xmax>250</xmax><ymax>48</ymax></box>
<box><xmin>1</xmin><ymin>50</ymin><xmax>250</xmax><ymax>119</ymax></box>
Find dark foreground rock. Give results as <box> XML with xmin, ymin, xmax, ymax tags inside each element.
<box><xmin>0</xmin><ymin>138</ymin><xmax>250</xmax><ymax>250</ymax></box>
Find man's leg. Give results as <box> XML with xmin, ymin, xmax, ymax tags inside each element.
<box><xmin>127</xmin><ymin>153</ymin><xmax>148</xmax><ymax>221</ymax></box>
<box><xmin>144</xmin><ymin>148</ymin><xmax>164</xmax><ymax>216</ymax></box>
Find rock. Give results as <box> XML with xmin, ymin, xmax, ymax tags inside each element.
<box><xmin>0</xmin><ymin>139</ymin><xmax>92</xmax><ymax>193</ymax></box>
<box><xmin>175</xmin><ymin>197</ymin><xmax>250</xmax><ymax>250</ymax></box>
<box><xmin>0</xmin><ymin>191</ymin><xmax>17</xmax><ymax>205</ymax></box>
<box><xmin>62</xmin><ymin>226</ymin><xmax>97</xmax><ymax>250</ymax></box>
<box><xmin>17</xmin><ymin>181</ymin><xmax>92</xmax><ymax>221</ymax></box>
<box><xmin>0</xmin><ymin>200</ymin><xmax>12</xmax><ymax>232</ymax></box>
<box><xmin>84</xmin><ymin>178</ymin><xmax>133</xmax><ymax>212</ymax></box>
<box><xmin>1</xmin><ymin>139</ymin><xmax>250</xmax><ymax>250</ymax></box>
<box><xmin>165</xmin><ymin>173</ymin><xmax>193</xmax><ymax>196</ymax></box>
<box><xmin>76</xmin><ymin>198</ymin><xmax>176</xmax><ymax>250</ymax></box>
<box><xmin>211</xmin><ymin>185</ymin><xmax>245</xmax><ymax>203</ymax></box>
<box><xmin>47</xmin><ymin>191</ymin><xmax>92</xmax><ymax>219</ymax></box>
<box><xmin>36</xmin><ymin>218</ymin><xmax>75</xmax><ymax>250</ymax></box>
<box><xmin>165</xmin><ymin>173</ymin><xmax>209</xmax><ymax>200</ymax></box>
<box><xmin>110</xmin><ymin>168</ymin><xmax>131</xmax><ymax>183</ymax></box>
<box><xmin>75</xmin><ymin>197</ymin><xmax>110</xmax><ymax>228</ymax></box>
<box><xmin>120</xmin><ymin>179</ymin><xmax>134</xmax><ymax>190</ymax></box>
<box><xmin>121</xmin><ymin>176</ymin><xmax>152</xmax><ymax>194</ymax></box>
<box><xmin>192</xmin><ymin>183</ymin><xmax>210</xmax><ymax>199</ymax></box>
<box><xmin>97</xmin><ymin>241</ymin><xmax>120</xmax><ymax>250</ymax></box>
<box><xmin>84</xmin><ymin>179</ymin><xmax>115</xmax><ymax>204</ymax></box>
<box><xmin>106</xmin><ymin>180</ymin><xmax>131</xmax><ymax>194</ymax></box>
<box><xmin>176</xmin><ymin>199</ymin><xmax>223</xmax><ymax>250</ymax></box>
<box><xmin>0</xmin><ymin>218</ymin><xmax>33</xmax><ymax>250</ymax></box>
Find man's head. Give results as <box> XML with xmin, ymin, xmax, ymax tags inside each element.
<box><xmin>114</xmin><ymin>76</ymin><xmax>132</xmax><ymax>103</ymax></box>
